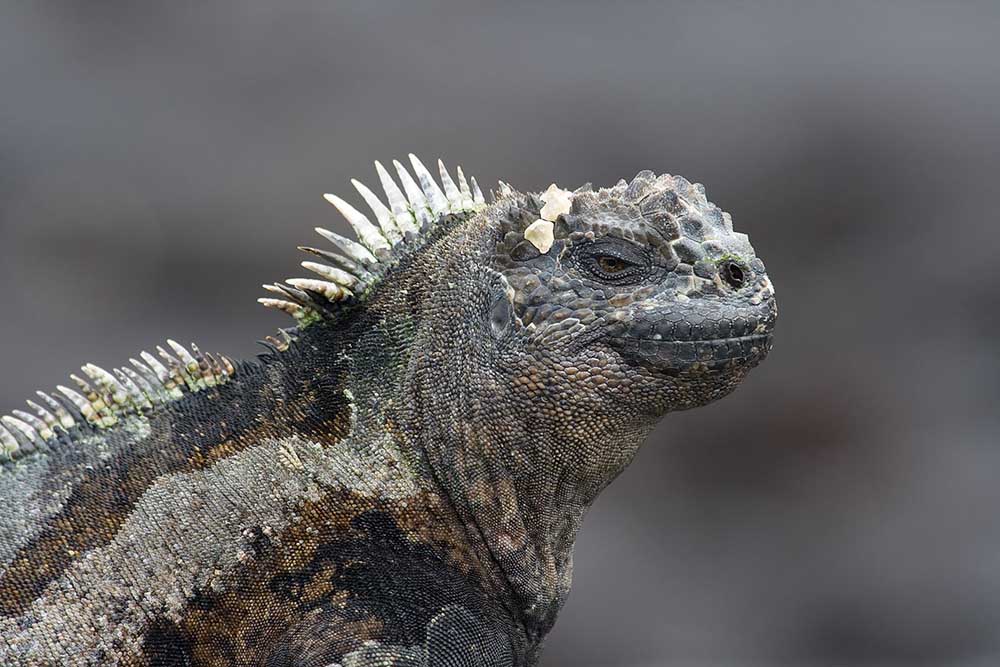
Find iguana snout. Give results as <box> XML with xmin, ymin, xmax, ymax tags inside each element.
<box><xmin>606</xmin><ymin>290</ymin><xmax>775</xmax><ymax>374</ymax></box>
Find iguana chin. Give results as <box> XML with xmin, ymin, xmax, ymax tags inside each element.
<box><xmin>0</xmin><ymin>155</ymin><xmax>776</xmax><ymax>666</ymax></box>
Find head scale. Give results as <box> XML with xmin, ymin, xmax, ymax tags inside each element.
<box><xmin>486</xmin><ymin>170</ymin><xmax>776</xmax><ymax>420</ymax></box>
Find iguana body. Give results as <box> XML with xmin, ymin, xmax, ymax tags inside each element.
<box><xmin>0</xmin><ymin>156</ymin><xmax>776</xmax><ymax>666</ymax></box>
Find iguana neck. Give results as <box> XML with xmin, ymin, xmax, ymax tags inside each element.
<box><xmin>405</xmin><ymin>371</ymin><xmax>651</xmax><ymax>640</ymax></box>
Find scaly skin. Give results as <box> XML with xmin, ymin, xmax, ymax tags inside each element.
<box><xmin>0</xmin><ymin>160</ymin><xmax>775</xmax><ymax>666</ymax></box>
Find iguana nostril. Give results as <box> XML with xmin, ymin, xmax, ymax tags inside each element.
<box><xmin>721</xmin><ymin>260</ymin><xmax>745</xmax><ymax>289</ymax></box>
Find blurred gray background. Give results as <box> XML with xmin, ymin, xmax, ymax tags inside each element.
<box><xmin>2</xmin><ymin>2</ymin><xmax>998</xmax><ymax>665</ymax></box>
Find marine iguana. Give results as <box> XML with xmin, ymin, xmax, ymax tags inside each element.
<box><xmin>0</xmin><ymin>156</ymin><xmax>776</xmax><ymax>666</ymax></box>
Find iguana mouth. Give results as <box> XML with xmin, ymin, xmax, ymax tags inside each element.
<box><xmin>607</xmin><ymin>332</ymin><xmax>774</xmax><ymax>373</ymax></box>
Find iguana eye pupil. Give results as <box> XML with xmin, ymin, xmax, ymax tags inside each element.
<box><xmin>597</xmin><ymin>256</ymin><xmax>627</xmax><ymax>273</ymax></box>
<box><xmin>721</xmin><ymin>260</ymin><xmax>745</xmax><ymax>288</ymax></box>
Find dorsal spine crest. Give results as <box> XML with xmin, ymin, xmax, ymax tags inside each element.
<box><xmin>0</xmin><ymin>340</ymin><xmax>236</xmax><ymax>462</ymax></box>
<box><xmin>257</xmin><ymin>154</ymin><xmax>486</xmax><ymax>324</ymax></box>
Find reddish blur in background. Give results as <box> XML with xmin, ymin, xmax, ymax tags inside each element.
<box><xmin>1</xmin><ymin>3</ymin><xmax>998</xmax><ymax>665</ymax></box>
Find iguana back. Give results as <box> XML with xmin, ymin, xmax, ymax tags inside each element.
<box><xmin>0</xmin><ymin>156</ymin><xmax>776</xmax><ymax>666</ymax></box>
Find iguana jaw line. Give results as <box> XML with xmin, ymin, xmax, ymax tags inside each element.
<box><xmin>607</xmin><ymin>332</ymin><xmax>773</xmax><ymax>372</ymax></box>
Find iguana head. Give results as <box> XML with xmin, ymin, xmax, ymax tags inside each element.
<box><xmin>487</xmin><ymin>171</ymin><xmax>776</xmax><ymax>420</ymax></box>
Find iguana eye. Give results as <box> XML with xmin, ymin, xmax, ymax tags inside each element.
<box><xmin>576</xmin><ymin>241</ymin><xmax>651</xmax><ymax>284</ymax></box>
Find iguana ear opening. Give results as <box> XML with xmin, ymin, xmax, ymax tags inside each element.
<box><xmin>489</xmin><ymin>289</ymin><xmax>514</xmax><ymax>341</ymax></box>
